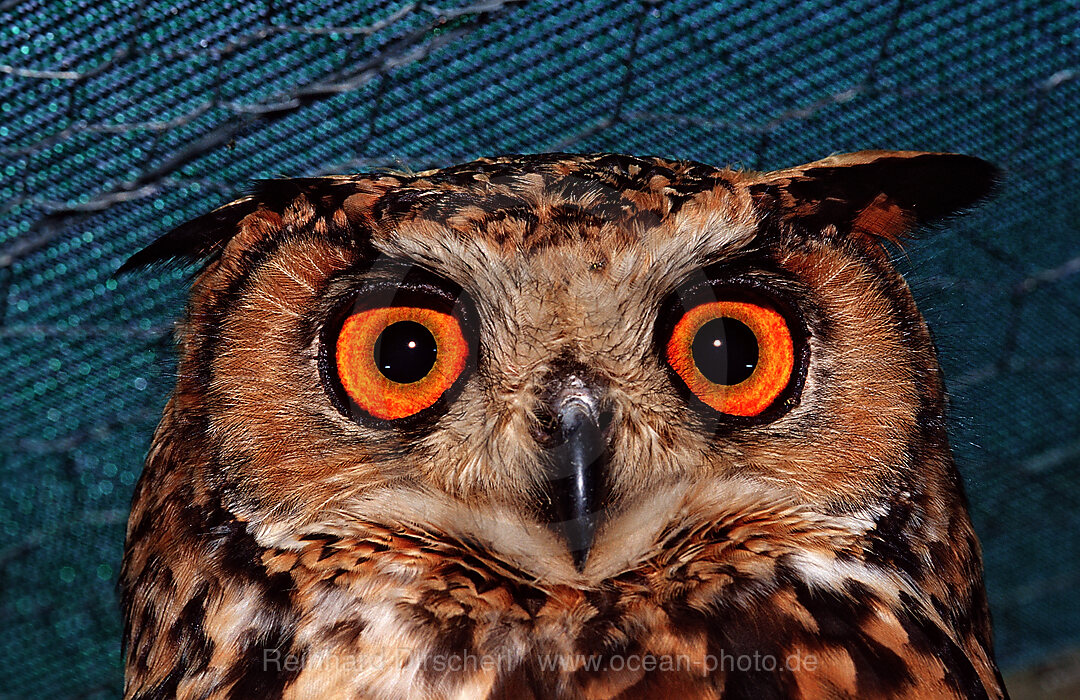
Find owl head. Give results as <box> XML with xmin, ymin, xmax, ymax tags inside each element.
<box><xmin>120</xmin><ymin>151</ymin><xmax>1008</xmax><ymax>699</ymax></box>
<box><xmin>124</xmin><ymin>151</ymin><xmax>996</xmax><ymax>579</ymax></box>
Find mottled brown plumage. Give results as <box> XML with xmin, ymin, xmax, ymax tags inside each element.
<box><xmin>121</xmin><ymin>151</ymin><xmax>1006</xmax><ymax>699</ymax></box>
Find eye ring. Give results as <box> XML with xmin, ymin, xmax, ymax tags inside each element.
<box><xmin>332</xmin><ymin>305</ymin><xmax>469</xmax><ymax>421</ymax></box>
<box><xmin>665</xmin><ymin>299</ymin><xmax>795</xmax><ymax>417</ymax></box>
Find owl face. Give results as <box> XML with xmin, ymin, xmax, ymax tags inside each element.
<box><xmin>126</xmin><ymin>151</ymin><xmax>995</xmax><ymax>579</ymax></box>
<box><xmin>123</xmin><ymin>152</ymin><xmax>1005</xmax><ymax>699</ymax></box>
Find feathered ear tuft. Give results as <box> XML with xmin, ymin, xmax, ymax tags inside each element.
<box><xmin>748</xmin><ymin>150</ymin><xmax>1001</xmax><ymax>245</ymax></box>
<box><xmin>115</xmin><ymin>196</ymin><xmax>261</xmax><ymax>274</ymax></box>
<box><xmin>115</xmin><ymin>177</ymin><xmax>376</xmax><ymax>275</ymax></box>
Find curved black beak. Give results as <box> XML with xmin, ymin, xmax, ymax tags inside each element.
<box><xmin>539</xmin><ymin>378</ymin><xmax>608</xmax><ymax>571</ymax></box>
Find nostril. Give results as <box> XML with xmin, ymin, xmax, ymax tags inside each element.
<box><xmin>597</xmin><ymin>407</ymin><xmax>614</xmax><ymax>439</ymax></box>
<box><xmin>532</xmin><ymin>404</ymin><xmax>559</xmax><ymax>442</ymax></box>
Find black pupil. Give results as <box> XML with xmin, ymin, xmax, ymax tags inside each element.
<box><xmin>691</xmin><ymin>317</ymin><xmax>758</xmax><ymax>385</ymax></box>
<box><xmin>373</xmin><ymin>320</ymin><xmax>438</xmax><ymax>383</ymax></box>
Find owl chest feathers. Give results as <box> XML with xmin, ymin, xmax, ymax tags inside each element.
<box><xmin>124</xmin><ymin>477</ymin><xmax>999</xmax><ymax>700</ymax></box>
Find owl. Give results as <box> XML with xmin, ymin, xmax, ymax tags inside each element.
<box><xmin>120</xmin><ymin>151</ymin><xmax>1006</xmax><ymax>699</ymax></box>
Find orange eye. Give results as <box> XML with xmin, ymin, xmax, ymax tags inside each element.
<box><xmin>665</xmin><ymin>300</ymin><xmax>794</xmax><ymax>417</ymax></box>
<box><xmin>334</xmin><ymin>306</ymin><xmax>469</xmax><ymax>420</ymax></box>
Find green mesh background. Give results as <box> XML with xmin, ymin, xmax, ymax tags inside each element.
<box><xmin>2</xmin><ymin>1</ymin><xmax>1078</xmax><ymax>696</ymax></box>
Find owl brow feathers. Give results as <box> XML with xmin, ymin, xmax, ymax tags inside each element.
<box><xmin>116</xmin><ymin>151</ymin><xmax>1000</xmax><ymax>277</ymax></box>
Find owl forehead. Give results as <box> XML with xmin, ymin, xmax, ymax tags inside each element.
<box><xmin>362</xmin><ymin>154</ymin><xmax>762</xmax><ymax>305</ymax></box>
<box><xmin>372</xmin><ymin>153</ymin><xmax>751</xmax><ymax>247</ymax></box>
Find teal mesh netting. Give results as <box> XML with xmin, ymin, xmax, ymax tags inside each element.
<box><xmin>2</xmin><ymin>1</ymin><xmax>1078</xmax><ymax>696</ymax></box>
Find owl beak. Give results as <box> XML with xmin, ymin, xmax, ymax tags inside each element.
<box><xmin>539</xmin><ymin>379</ymin><xmax>609</xmax><ymax>572</ymax></box>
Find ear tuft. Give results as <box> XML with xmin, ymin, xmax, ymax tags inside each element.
<box><xmin>749</xmin><ymin>151</ymin><xmax>1001</xmax><ymax>245</ymax></box>
<box><xmin>115</xmin><ymin>176</ymin><xmax>378</xmax><ymax>275</ymax></box>
<box><xmin>115</xmin><ymin>196</ymin><xmax>260</xmax><ymax>274</ymax></box>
